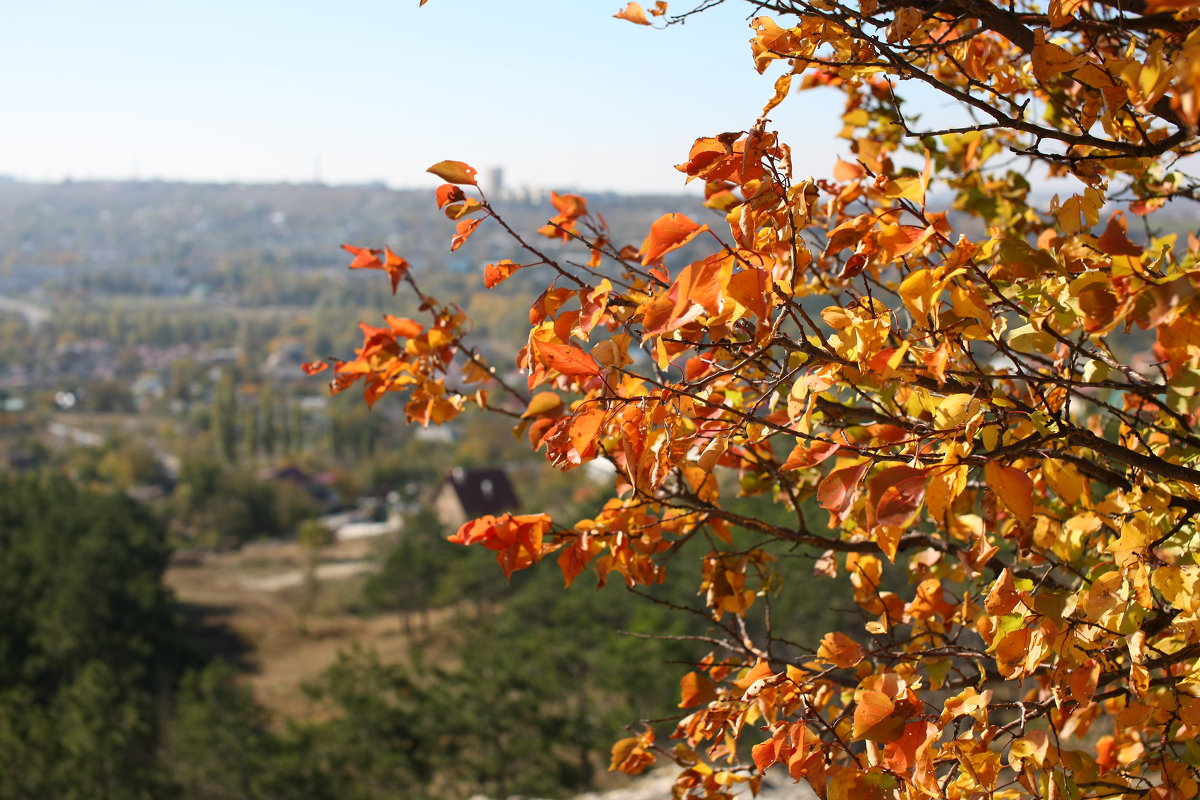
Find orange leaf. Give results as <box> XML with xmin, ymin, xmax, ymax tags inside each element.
<box><xmin>450</xmin><ymin>218</ymin><xmax>482</xmax><ymax>252</ymax></box>
<box><xmin>383</xmin><ymin>315</ymin><xmax>424</xmax><ymax>338</ymax></box>
<box><xmin>781</xmin><ymin>440</ymin><xmax>840</xmax><ymax>472</ymax></box>
<box><xmin>530</xmin><ymin>337</ymin><xmax>602</xmax><ymax>377</ymax></box>
<box><xmin>883</xmin><ymin>720</ymin><xmax>937</xmax><ymax>774</ymax></box>
<box><xmin>852</xmin><ymin>690</ymin><xmax>902</xmax><ymax>741</ymax></box>
<box><xmin>344</xmin><ymin>244</ymin><xmax>407</xmax><ymax>294</ymax></box>
<box><xmin>568</xmin><ymin>408</ymin><xmax>606</xmax><ymax>458</ymax></box>
<box><xmin>751</xmin><ymin>741</ymin><xmax>777</xmax><ymax>772</ymax></box>
<box><xmin>435</xmin><ymin>183</ymin><xmax>466</xmax><ymax>209</ymax></box>
<box><xmin>679</xmin><ymin>671</ymin><xmax>717</xmax><ymax>708</ymax></box>
<box><xmin>342</xmin><ymin>243</ymin><xmax>382</xmax><ymax>270</ymax></box>
<box><xmin>984</xmin><ymin>462</ymin><xmax>1034</xmax><ymax>524</ymax></box>
<box><xmin>484</xmin><ymin>259</ymin><xmax>522</xmax><ymax>289</ymax></box>
<box><xmin>609</xmin><ymin>731</ymin><xmax>655</xmax><ymax>774</ymax></box>
<box><xmin>640</xmin><ymin>213</ymin><xmax>709</xmax><ymax>265</ymax></box>
<box><xmin>833</xmin><ymin>158</ymin><xmax>865</xmax><ymax>182</ymax></box>
<box><xmin>984</xmin><ymin>568</ymin><xmax>1021</xmax><ymax>616</ymax></box>
<box><xmin>557</xmin><ymin>534</ymin><xmax>601</xmax><ymax>587</ymax></box>
<box><xmin>818</xmin><ymin>632</ymin><xmax>865</xmax><ymax>668</ymax></box>
<box><xmin>383</xmin><ymin>248</ymin><xmax>409</xmax><ymax>293</ymax></box>
<box><xmin>1070</xmin><ymin>658</ymin><xmax>1101</xmax><ymax>705</ymax></box>
<box><xmin>427</xmin><ymin>159</ymin><xmax>478</xmax><ymax>185</ymax></box>
<box><xmin>301</xmin><ymin>361</ymin><xmax>329</xmax><ymax>375</ymax></box>
<box><xmin>614</xmin><ymin>1</ymin><xmax>651</xmax><ymax>24</ymax></box>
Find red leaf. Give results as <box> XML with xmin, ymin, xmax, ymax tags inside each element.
<box><xmin>383</xmin><ymin>248</ymin><xmax>409</xmax><ymax>294</ymax></box>
<box><xmin>1097</xmin><ymin>211</ymin><xmax>1141</xmax><ymax>256</ymax></box>
<box><xmin>817</xmin><ymin>461</ymin><xmax>870</xmax><ymax>522</ymax></box>
<box><xmin>640</xmin><ymin>213</ymin><xmax>709</xmax><ymax>265</ymax></box>
<box><xmin>869</xmin><ymin>465</ymin><xmax>927</xmax><ymax>528</ymax></box>
<box><xmin>427</xmin><ymin>160</ymin><xmax>478</xmax><ymax>185</ymax></box>
<box><xmin>301</xmin><ymin>361</ymin><xmax>329</xmax><ymax>375</ymax></box>
<box><xmin>435</xmin><ymin>183</ymin><xmax>466</xmax><ymax>209</ymax></box>
<box><xmin>342</xmin><ymin>243</ymin><xmax>382</xmax><ymax>270</ymax></box>
<box><xmin>530</xmin><ymin>337</ymin><xmax>602</xmax><ymax>377</ymax></box>
<box><xmin>450</xmin><ymin>218</ymin><xmax>482</xmax><ymax>252</ymax></box>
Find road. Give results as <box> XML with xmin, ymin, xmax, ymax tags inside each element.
<box><xmin>0</xmin><ymin>295</ymin><xmax>50</xmax><ymax>329</ymax></box>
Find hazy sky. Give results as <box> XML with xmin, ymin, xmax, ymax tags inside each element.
<box><xmin>0</xmin><ymin>0</ymin><xmax>850</xmax><ymax>193</ymax></box>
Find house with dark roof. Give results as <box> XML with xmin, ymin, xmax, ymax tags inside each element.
<box><xmin>432</xmin><ymin>467</ymin><xmax>519</xmax><ymax>528</ymax></box>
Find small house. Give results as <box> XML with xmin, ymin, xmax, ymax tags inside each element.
<box><xmin>433</xmin><ymin>467</ymin><xmax>519</xmax><ymax>529</ymax></box>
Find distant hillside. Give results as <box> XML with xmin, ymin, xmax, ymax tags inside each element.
<box><xmin>0</xmin><ymin>179</ymin><xmax>706</xmax><ymax>297</ymax></box>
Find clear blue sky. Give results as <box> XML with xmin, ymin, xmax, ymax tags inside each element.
<box><xmin>0</xmin><ymin>1</ymin><xmax>848</xmax><ymax>193</ymax></box>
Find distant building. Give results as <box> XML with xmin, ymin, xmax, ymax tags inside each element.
<box><xmin>258</xmin><ymin>465</ymin><xmax>340</xmax><ymax>510</ymax></box>
<box><xmin>262</xmin><ymin>341</ymin><xmax>310</xmax><ymax>382</ymax></box>
<box><xmin>484</xmin><ymin>167</ymin><xmax>504</xmax><ymax>199</ymax></box>
<box><xmin>432</xmin><ymin>467</ymin><xmax>519</xmax><ymax>529</ymax></box>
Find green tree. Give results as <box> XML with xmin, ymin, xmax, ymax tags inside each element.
<box><xmin>0</xmin><ymin>475</ymin><xmax>181</xmax><ymax>800</ymax></box>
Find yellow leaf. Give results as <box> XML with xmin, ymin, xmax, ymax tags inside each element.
<box><xmin>899</xmin><ymin>268</ymin><xmax>938</xmax><ymax>320</ymax></box>
<box><xmin>1032</xmin><ymin>30</ymin><xmax>1087</xmax><ymax>82</ymax></box>
<box><xmin>1042</xmin><ymin>459</ymin><xmax>1084</xmax><ymax>504</ymax></box>
<box><xmin>426</xmin><ymin>160</ymin><xmax>478</xmax><ymax>185</ymax></box>
<box><xmin>934</xmin><ymin>394</ymin><xmax>978</xmax><ymax>430</ymax></box>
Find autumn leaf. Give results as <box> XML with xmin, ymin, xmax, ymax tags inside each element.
<box><xmin>529</xmin><ymin>337</ymin><xmax>602</xmax><ymax>377</ymax></box>
<box><xmin>483</xmin><ymin>259</ymin><xmax>522</xmax><ymax>288</ymax></box>
<box><xmin>1032</xmin><ymin>29</ymin><xmax>1088</xmax><ymax>82</ymax></box>
<box><xmin>818</xmin><ymin>632</ymin><xmax>866</xmax><ymax>668</ymax></box>
<box><xmin>1097</xmin><ymin>211</ymin><xmax>1141</xmax><ymax>256</ymax></box>
<box><xmin>426</xmin><ymin>160</ymin><xmax>478</xmax><ymax>185</ymax></box>
<box><xmin>1070</xmin><ymin>658</ymin><xmax>1101</xmax><ymax>705</ymax></box>
<box><xmin>435</xmin><ymin>183</ymin><xmax>466</xmax><ymax>209</ymax></box>
<box><xmin>450</xmin><ymin>218</ymin><xmax>482</xmax><ymax>252</ymax></box>
<box><xmin>678</xmin><ymin>670</ymin><xmax>717</xmax><ymax>708</ymax></box>
<box><xmin>781</xmin><ymin>439</ymin><xmax>840</xmax><ymax>472</ymax></box>
<box><xmin>613</xmin><ymin>2</ymin><xmax>651</xmax><ymax>25</ymax></box>
<box><xmin>609</xmin><ymin>730</ymin><xmax>655</xmax><ymax>774</ymax></box>
<box><xmin>342</xmin><ymin>243</ymin><xmax>382</xmax><ymax>270</ymax></box>
<box><xmin>323</xmin><ymin>4</ymin><xmax>1200</xmax><ymax>795</ymax></box>
<box><xmin>984</xmin><ymin>462</ymin><xmax>1034</xmax><ymax>524</ymax></box>
<box><xmin>640</xmin><ymin>213</ymin><xmax>709</xmax><ymax>265</ymax></box>
<box><xmin>869</xmin><ymin>465</ymin><xmax>927</xmax><ymax>529</ymax></box>
<box><xmin>383</xmin><ymin>315</ymin><xmax>423</xmax><ymax>338</ymax></box>
<box><xmin>818</xmin><ymin>461</ymin><xmax>870</xmax><ymax>523</ymax></box>
<box><xmin>852</xmin><ymin>691</ymin><xmax>903</xmax><ymax>742</ymax></box>
<box><xmin>521</xmin><ymin>391</ymin><xmax>563</xmax><ymax>418</ymax></box>
<box><xmin>382</xmin><ymin>248</ymin><xmax>409</xmax><ymax>293</ymax></box>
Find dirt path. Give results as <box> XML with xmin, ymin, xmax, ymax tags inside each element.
<box><xmin>166</xmin><ymin>538</ymin><xmax>459</xmax><ymax>719</ymax></box>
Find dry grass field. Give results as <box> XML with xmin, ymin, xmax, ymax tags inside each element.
<box><xmin>165</xmin><ymin>536</ymin><xmax>458</xmax><ymax>719</ymax></box>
